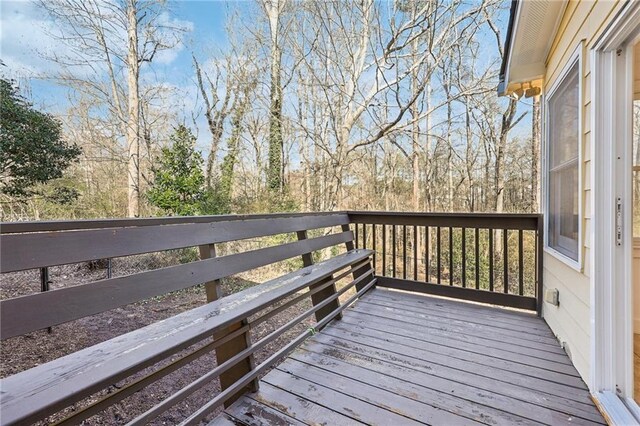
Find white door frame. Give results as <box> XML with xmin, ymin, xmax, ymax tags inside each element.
<box><xmin>592</xmin><ymin>2</ymin><xmax>640</xmax><ymax>422</ymax></box>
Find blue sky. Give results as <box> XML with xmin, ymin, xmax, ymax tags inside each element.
<box><xmin>1</xmin><ymin>1</ymin><xmax>531</xmax><ymax>156</ymax></box>
<box><xmin>1</xmin><ymin>1</ymin><xmax>229</xmax><ymax>106</ymax></box>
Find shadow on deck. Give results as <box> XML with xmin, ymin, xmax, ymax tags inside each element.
<box><xmin>216</xmin><ymin>288</ymin><xmax>603</xmax><ymax>426</ymax></box>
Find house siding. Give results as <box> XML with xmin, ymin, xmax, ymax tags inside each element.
<box><xmin>541</xmin><ymin>0</ymin><xmax>623</xmax><ymax>386</ymax></box>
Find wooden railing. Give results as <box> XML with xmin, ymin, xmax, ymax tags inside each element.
<box><xmin>347</xmin><ymin>211</ymin><xmax>543</xmax><ymax>314</ymax></box>
<box><xmin>0</xmin><ymin>212</ymin><xmax>375</xmax><ymax>425</ymax></box>
<box><xmin>0</xmin><ymin>210</ymin><xmax>542</xmax><ymax>424</ymax></box>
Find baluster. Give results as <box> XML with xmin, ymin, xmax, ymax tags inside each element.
<box><xmin>449</xmin><ymin>227</ymin><xmax>453</xmax><ymax>286</ymax></box>
<box><xmin>437</xmin><ymin>227</ymin><xmax>442</xmax><ymax>284</ymax></box>
<box><xmin>372</xmin><ymin>224</ymin><xmax>377</xmax><ymax>273</ymax></box>
<box><xmin>425</xmin><ymin>226</ymin><xmax>430</xmax><ymax>282</ymax></box>
<box><xmin>382</xmin><ymin>225</ymin><xmax>387</xmax><ymax>276</ymax></box>
<box><xmin>489</xmin><ymin>229</ymin><xmax>494</xmax><ymax>292</ymax></box>
<box><xmin>503</xmin><ymin>229</ymin><xmax>509</xmax><ymax>293</ymax></box>
<box><xmin>413</xmin><ymin>225</ymin><xmax>418</xmax><ymax>281</ymax></box>
<box><xmin>363</xmin><ymin>223</ymin><xmax>367</xmax><ymax>250</ymax></box>
<box><xmin>475</xmin><ymin>228</ymin><xmax>480</xmax><ymax>290</ymax></box>
<box><xmin>518</xmin><ymin>229</ymin><xmax>524</xmax><ymax>296</ymax></box>
<box><xmin>392</xmin><ymin>225</ymin><xmax>397</xmax><ymax>278</ymax></box>
<box><xmin>403</xmin><ymin>225</ymin><xmax>407</xmax><ymax>280</ymax></box>
<box><xmin>462</xmin><ymin>228</ymin><xmax>466</xmax><ymax>288</ymax></box>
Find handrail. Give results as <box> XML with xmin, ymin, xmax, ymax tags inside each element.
<box><xmin>0</xmin><ymin>210</ymin><xmax>542</xmax><ymax>424</ymax></box>
<box><xmin>346</xmin><ymin>211</ymin><xmax>543</xmax><ymax>314</ymax></box>
<box><xmin>0</xmin><ymin>211</ymin><xmax>343</xmax><ymax>234</ymax></box>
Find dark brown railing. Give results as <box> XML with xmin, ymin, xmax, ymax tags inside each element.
<box><xmin>0</xmin><ymin>210</ymin><xmax>543</xmax><ymax>425</ymax></box>
<box><xmin>347</xmin><ymin>211</ymin><xmax>543</xmax><ymax>314</ymax></box>
<box><xmin>0</xmin><ymin>212</ymin><xmax>375</xmax><ymax>425</ymax></box>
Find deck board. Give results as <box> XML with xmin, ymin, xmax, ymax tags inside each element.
<box><xmin>222</xmin><ymin>288</ymin><xmax>604</xmax><ymax>425</ymax></box>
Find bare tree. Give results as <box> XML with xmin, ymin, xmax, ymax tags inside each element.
<box><xmin>261</xmin><ymin>0</ymin><xmax>287</xmax><ymax>196</ymax></box>
<box><xmin>193</xmin><ymin>55</ymin><xmax>233</xmax><ymax>187</ymax></box>
<box><xmin>38</xmin><ymin>0</ymin><xmax>186</xmax><ymax>217</ymax></box>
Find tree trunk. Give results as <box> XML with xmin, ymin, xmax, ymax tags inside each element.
<box><xmin>495</xmin><ymin>98</ymin><xmax>517</xmax><ymax>213</ymax></box>
<box><xmin>266</xmin><ymin>0</ymin><xmax>284</xmax><ymax>196</ymax></box>
<box><xmin>531</xmin><ymin>95</ymin><xmax>541</xmax><ymax>212</ymax></box>
<box><xmin>126</xmin><ymin>0</ymin><xmax>140</xmax><ymax>217</ymax></box>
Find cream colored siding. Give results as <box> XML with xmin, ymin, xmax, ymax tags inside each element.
<box><xmin>541</xmin><ymin>0</ymin><xmax>623</xmax><ymax>385</ymax></box>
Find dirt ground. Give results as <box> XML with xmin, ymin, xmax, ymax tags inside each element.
<box><xmin>0</xmin><ymin>261</ymin><xmax>315</xmax><ymax>425</ymax></box>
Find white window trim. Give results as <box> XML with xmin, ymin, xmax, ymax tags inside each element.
<box><xmin>542</xmin><ymin>43</ymin><xmax>583</xmax><ymax>272</ymax></box>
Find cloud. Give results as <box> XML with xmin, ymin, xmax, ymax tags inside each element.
<box><xmin>0</xmin><ymin>1</ymin><xmax>65</xmax><ymax>78</ymax></box>
<box><xmin>154</xmin><ymin>11</ymin><xmax>194</xmax><ymax>65</ymax></box>
<box><xmin>0</xmin><ymin>1</ymin><xmax>194</xmax><ymax>79</ymax></box>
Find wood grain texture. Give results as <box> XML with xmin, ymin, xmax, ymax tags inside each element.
<box><xmin>0</xmin><ymin>232</ymin><xmax>355</xmax><ymax>339</ymax></box>
<box><xmin>0</xmin><ymin>249</ymin><xmax>372</xmax><ymax>425</ymax></box>
<box><xmin>1</xmin><ymin>214</ymin><xmax>349</xmax><ymax>272</ymax></box>
<box><xmin>219</xmin><ymin>288</ymin><xmax>603</xmax><ymax>426</ymax></box>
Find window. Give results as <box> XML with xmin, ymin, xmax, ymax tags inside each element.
<box><xmin>547</xmin><ymin>61</ymin><xmax>580</xmax><ymax>262</ymax></box>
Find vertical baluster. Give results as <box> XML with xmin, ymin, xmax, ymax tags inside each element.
<box><xmin>518</xmin><ymin>229</ymin><xmax>524</xmax><ymax>296</ymax></box>
<box><xmin>425</xmin><ymin>226</ymin><xmax>430</xmax><ymax>283</ymax></box>
<box><xmin>382</xmin><ymin>225</ymin><xmax>387</xmax><ymax>276</ymax></box>
<box><xmin>489</xmin><ymin>229</ymin><xmax>494</xmax><ymax>292</ymax></box>
<box><xmin>437</xmin><ymin>227</ymin><xmax>442</xmax><ymax>284</ymax></box>
<box><xmin>363</xmin><ymin>223</ymin><xmax>367</xmax><ymax>250</ymax></box>
<box><xmin>372</xmin><ymin>224</ymin><xmax>377</xmax><ymax>273</ymax></box>
<box><xmin>392</xmin><ymin>225</ymin><xmax>397</xmax><ymax>278</ymax></box>
<box><xmin>403</xmin><ymin>225</ymin><xmax>407</xmax><ymax>280</ymax></box>
<box><xmin>475</xmin><ymin>228</ymin><xmax>480</xmax><ymax>290</ymax></box>
<box><xmin>462</xmin><ymin>228</ymin><xmax>466</xmax><ymax>288</ymax></box>
<box><xmin>413</xmin><ymin>225</ymin><xmax>418</xmax><ymax>281</ymax></box>
<box><xmin>355</xmin><ymin>223</ymin><xmax>359</xmax><ymax>249</ymax></box>
<box><xmin>503</xmin><ymin>229</ymin><xmax>509</xmax><ymax>293</ymax></box>
<box><xmin>40</xmin><ymin>267</ymin><xmax>52</xmax><ymax>333</ymax></box>
<box><xmin>536</xmin><ymin>219</ymin><xmax>544</xmax><ymax>316</ymax></box>
<box><xmin>449</xmin><ymin>227</ymin><xmax>453</xmax><ymax>286</ymax></box>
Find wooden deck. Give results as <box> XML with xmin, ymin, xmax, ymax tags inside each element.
<box><xmin>216</xmin><ymin>288</ymin><xmax>604</xmax><ymax>426</ymax></box>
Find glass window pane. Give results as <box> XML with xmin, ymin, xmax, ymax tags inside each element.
<box><xmin>548</xmin><ymin>63</ymin><xmax>579</xmax><ymax>169</ymax></box>
<box><xmin>547</xmin><ymin>61</ymin><xmax>579</xmax><ymax>261</ymax></box>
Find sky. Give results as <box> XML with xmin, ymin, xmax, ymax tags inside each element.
<box><xmin>1</xmin><ymin>1</ymin><xmax>226</xmax><ymax>102</ymax></box>
<box><xmin>0</xmin><ymin>0</ymin><xmax>242</xmax><ymax>150</ymax></box>
<box><xmin>0</xmin><ymin>0</ymin><xmax>531</xmax><ymax>156</ymax></box>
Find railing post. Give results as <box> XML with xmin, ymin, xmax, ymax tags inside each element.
<box><xmin>198</xmin><ymin>244</ymin><xmax>257</xmax><ymax>406</ymax></box>
<box><xmin>342</xmin><ymin>223</ymin><xmax>374</xmax><ymax>292</ymax></box>
<box><xmin>296</xmin><ymin>230</ymin><xmax>342</xmax><ymax>323</ymax></box>
<box><xmin>536</xmin><ymin>215</ymin><xmax>544</xmax><ymax>316</ymax></box>
<box><xmin>40</xmin><ymin>267</ymin><xmax>52</xmax><ymax>333</ymax></box>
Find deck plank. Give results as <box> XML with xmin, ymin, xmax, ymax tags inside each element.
<box><xmin>339</xmin><ymin>311</ymin><xmax>581</xmax><ymax>378</ymax></box>
<box><xmin>219</xmin><ymin>289</ymin><xmax>604</xmax><ymax>426</ymax></box>
<box><xmin>263</xmin><ymin>369</ymin><xmax>424</xmax><ymax>425</ymax></box>
<box><xmin>357</xmin><ymin>297</ymin><xmax>564</xmax><ymax>348</ymax></box>
<box><xmin>292</xmin><ymin>344</ymin><xmax>598</xmax><ymax>426</ymax></box>
<box><xmin>304</xmin><ymin>335</ymin><xmax>604</xmax><ymax>424</ymax></box>
<box><xmin>251</xmin><ymin>382</ymin><xmax>362</xmax><ymax>425</ymax></box>
<box><xmin>223</xmin><ymin>396</ymin><xmax>306</xmax><ymax>426</ymax></box>
<box><xmin>313</xmin><ymin>328</ymin><xmax>595</xmax><ymax>406</ymax></box>
<box><xmin>367</xmin><ymin>289</ymin><xmax>546</xmax><ymax>327</ymax></box>
<box><xmin>363</xmin><ymin>292</ymin><xmax>559</xmax><ymax>336</ymax></box>
<box><xmin>277</xmin><ymin>357</ymin><xmax>484</xmax><ymax>425</ymax></box>
<box><xmin>347</xmin><ymin>305</ymin><xmax>573</xmax><ymax>365</ymax></box>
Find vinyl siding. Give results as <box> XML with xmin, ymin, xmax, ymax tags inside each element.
<box><xmin>541</xmin><ymin>0</ymin><xmax>623</xmax><ymax>386</ymax></box>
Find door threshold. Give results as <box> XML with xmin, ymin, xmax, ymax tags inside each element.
<box><xmin>594</xmin><ymin>391</ymin><xmax>639</xmax><ymax>425</ymax></box>
<box><xmin>625</xmin><ymin>397</ymin><xmax>640</xmax><ymax>423</ymax></box>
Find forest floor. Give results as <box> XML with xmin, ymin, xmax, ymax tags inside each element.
<box><xmin>0</xmin><ymin>262</ymin><xmax>314</xmax><ymax>425</ymax></box>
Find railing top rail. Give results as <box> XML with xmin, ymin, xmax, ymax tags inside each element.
<box><xmin>347</xmin><ymin>211</ymin><xmax>541</xmax><ymax>230</ymax></box>
<box><xmin>346</xmin><ymin>211</ymin><xmax>541</xmax><ymax>218</ymax></box>
<box><xmin>0</xmin><ymin>211</ymin><xmax>344</xmax><ymax>234</ymax></box>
